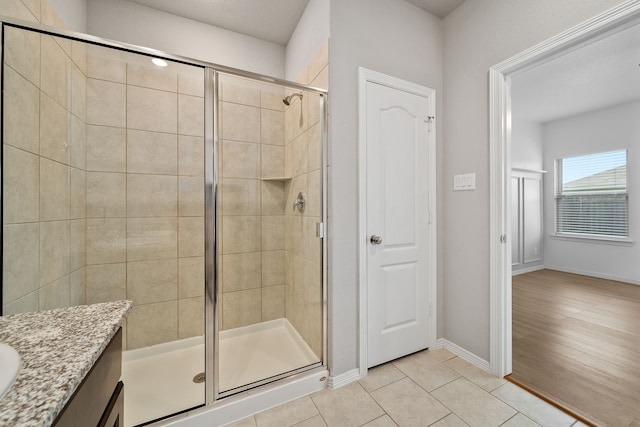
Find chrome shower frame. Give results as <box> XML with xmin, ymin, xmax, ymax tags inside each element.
<box><xmin>0</xmin><ymin>14</ymin><xmax>329</xmax><ymax>416</ymax></box>
<box><xmin>211</xmin><ymin>69</ymin><xmax>328</xmax><ymax>405</ymax></box>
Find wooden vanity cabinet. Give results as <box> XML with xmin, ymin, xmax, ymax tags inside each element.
<box><xmin>53</xmin><ymin>328</ymin><xmax>124</xmax><ymax>427</ymax></box>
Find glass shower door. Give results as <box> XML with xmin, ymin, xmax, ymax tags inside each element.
<box><xmin>216</xmin><ymin>73</ymin><xmax>324</xmax><ymax>395</ymax></box>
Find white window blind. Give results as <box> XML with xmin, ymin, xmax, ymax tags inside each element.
<box><xmin>556</xmin><ymin>150</ymin><xmax>628</xmax><ymax>238</ymax></box>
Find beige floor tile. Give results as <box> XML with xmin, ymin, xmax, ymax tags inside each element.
<box><xmin>431</xmin><ymin>378</ymin><xmax>517</xmax><ymax>427</ymax></box>
<box><xmin>393</xmin><ymin>351</ymin><xmax>460</xmax><ymax>391</ymax></box>
<box><xmin>371</xmin><ymin>378</ymin><xmax>450</xmax><ymax>427</ymax></box>
<box><xmin>224</xmin><ymin>415</ymin><xmax>257</xmax><ymax>427</ymax></box>
<box><xmin>311</xmin><ymin>382</ymin><xmax>384</xmax><ymax>427</ymax></box>
<box><xmin>426</xmin><ymin>348</ymin><xmax>457</xmax><ymax>363</ymax></box>
<box><xmin>429</xmin><ymin>413</ymin><xmax>469</xmax><ymax>426</ymax></box>
<box><xmin>500</xmin><ymin>414</ymin><xmax>541</xmax><ymax>427</ymax></box>
<box><xmin>362</xmin><ymin>415</ymin><xmax>398</xmax><ymax>426</ymax></box>
<box><xmin>444</xmin><ymin>357</ymin><xmax>506</xmax><ymax>392</ymax></box>
<box><xmin>359</xmin><ymin>363</ymin><xmax>406</xmax><ymax>393</ymax></box>
<box><xmin>255</xmin><ymin>396</ymin><xmax>318</xmax><ymax>427</ymax></box>
<box><xmin>293</xmin><ymin>415</ymin><xmax>327</xmax><ymax>427</ymax></box>
<box><xmin>491</xmin><ymin>383</ymin><xmax>575</xmax><ymax>427</ymax></box>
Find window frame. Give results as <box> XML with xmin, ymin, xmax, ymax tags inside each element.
<box><xmin>554</xmin><ymin>149</ymin><xmax>630</xmax><ymax>243</ymax></box>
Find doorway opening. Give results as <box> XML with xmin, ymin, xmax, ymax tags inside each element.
<box><xmin>490</xmin><ymin>1</ymin><xmax>640</xmax><ymax>425</ymax></box>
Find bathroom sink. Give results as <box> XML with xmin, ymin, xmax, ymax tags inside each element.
<box><xmin>0</xmin><ymin>343</ymin><xmax>20</xmax><ymax>400</ymax></box>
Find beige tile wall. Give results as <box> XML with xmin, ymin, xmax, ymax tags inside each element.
<box><xmin>219</xmin><ymin>77</ymin><xmax>288</xmax><ymax>330</ymax></box>
<box><xmin>2</xmin><ymin>0</ymin><xmax>88</xmax><ymax>315</ymax></box>
<box><xmin>84</xmin><ymin>50</ymin><xmax>205</xmax><ymax>350</ymax></box>
<box><xmin>284</xmin><ymin>42</ymin><xmax>329</xmax><ymax>359</ymax></box>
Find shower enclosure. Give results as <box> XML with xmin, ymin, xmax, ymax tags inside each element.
<box><xmin>1</xmin><ymin>18</ymin><xmax>327</xmax><ymax>426</ymax></box>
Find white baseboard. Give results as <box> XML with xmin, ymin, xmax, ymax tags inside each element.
<box><xmin>544</xmin><ymin>265</ymin><xmax>640</xmax><ymax>286</ymax></box>
<box><xmin>436</xmin><ymin>338</ymin><xmax>490</xmax><ymax>372</ymax></box>
<box><xmin>327</xmin><ymin>368</ymin><xmax>361</xmax><ymax>389</ymax></box>
<box><xmin>512</xmin><ymin>264</ymin><xmax>545</xmax><ymax>276</ymax></box>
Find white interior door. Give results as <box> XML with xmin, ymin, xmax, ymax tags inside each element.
<box><xmin>364</xmin><ymin>76</ymin><xmax>435</xmax><ymax>368</ymax></box>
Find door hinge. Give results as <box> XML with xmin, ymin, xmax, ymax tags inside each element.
<box><xmin>424</xmin><ymin>116</ymin><xmax>435</xmax><ymax>132</ymax></box>
<box><xmin>317</xmin><ymin>222</ymin><xmax>325</xmax><ymax>238</ymax></box>
<box><xmin>500</xmin><ymin>234</ymin><xmax>507</xmax><ymax>244</ymax></box>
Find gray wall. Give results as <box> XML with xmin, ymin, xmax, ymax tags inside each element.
<box><xmin>85</xmin><ymin>0</ymin><xmax>286</xmax><ymax>78</ymax></box>
<box><xmin>328</xmin><ymin>0</ymin><xmax>443</xmax><ymax>375</ymax></box>
<box><xmin>285</xmin><ymin>0</ymin><xmax>330</xmax><ymax>81</ymax></box>
<box><xmin>543</xmin><ymin>101</ymin><xmax>640</xmax><ymax>285</ymax></box>
<box><xmin>512</xmin><ymin>119</ymin><xmax>543</xmax><ymax>171</ymax></box>
<box><xmin>442</xmin><ymin>0</ymin><xmax>626</xmax><ymax>361</ymax></box>
<box><xmin>49</xmin><ymin>0</ymin><xmax>87</xmax><ymax>32</ymax></box>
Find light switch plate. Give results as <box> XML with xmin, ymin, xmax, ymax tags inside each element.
<box><xmin>453</xmin><ymin>173</ymin><xmax>476</xmax><ymax>191</ymax></box>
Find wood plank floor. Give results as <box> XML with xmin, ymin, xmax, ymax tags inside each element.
<box><xmin>511</xmin><ymin>269</ymin><xmax>640</xmax><ymax>427</ymax></box>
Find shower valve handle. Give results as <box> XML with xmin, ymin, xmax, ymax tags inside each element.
<box><xmin>294</xmin><ymin>192</ymin><xmax>306</xmax><ymax>212</ymax></box>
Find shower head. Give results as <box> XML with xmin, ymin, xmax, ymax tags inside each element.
<box><xmin>283</xmin><ymin>92</ymin><xmax>303</xmax><ymax>106</ymax></box>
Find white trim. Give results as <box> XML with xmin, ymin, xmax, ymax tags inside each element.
<box><xmin>489</xmin><ymin>0</ymin><xmax>640</xmax><ymax>378</ymax></box>
<box><xmin>436</xmin><ymin>338</ymin><xmax>491</xmax><ymax>373</ymax></box>
<box><xmin>511</xmin><ymin>167</ymin><xmax>547</xmax><ymax>174</ymax></box>
<box><xmin>511</xmin><ymin>264</ymin><xmax>545</xmax><ymax>276</ymax></box>
<box><xmin>543</xmin><ymin>266</ymin><xmax>640</xmax><ymax>286</ymax></box>
<box><xmin>357</xmin><ymin>68</ymin><xmax>369</xmax><ymax>380</ymax></box>
<box><xmin>327</xmin><ymin>368</ymin><xmax>361</xmax><ymax>389</ymax></box>
<box><xmin>489</xmin><ymin>67</ymin><xmax>512</xmax><ymax>378</ymax></box>
<box><xmin>550</xmin><ymin>233</ymin><xmax>634</xmax><ymax>246</ymax></box>
<box><xmin>357</xmin><ymin>67</ymin><xmax>438</xmax><ymax>379</ymax></box>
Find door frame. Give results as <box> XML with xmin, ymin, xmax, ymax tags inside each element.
<box><xmin>488</xmin><ymin>0</ymin><xmax>640</xmax><ymax>377</ymax></box>
<box><xmin>357</xmin><ymin>67</ymin><xmax>437</xmax><ymax>377</ymax></box>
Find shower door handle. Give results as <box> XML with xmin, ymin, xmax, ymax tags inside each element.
<box><xmin>370</xmin><ymin>235</ymin><xmax>383</xmax><ymax>245</ymax></box>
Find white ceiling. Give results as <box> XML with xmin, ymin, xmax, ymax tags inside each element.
<box><xmin>512</xmin><ymin>21</ymin><xmax>640</xmax><ymax>123</ymax></box>
<box><xmin>120</xmin><ymin>0</ymin><xmax>464</xmax><ymax>46</ymax></box>
<box><xmin>405</xmin><ymin>0</ymin><xmax>465</xmax><ymax>18</ymax></box>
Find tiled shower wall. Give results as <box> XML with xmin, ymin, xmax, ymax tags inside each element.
<box><xmin>219</xmin><ymin>79</ymin><xmax>288</xmax><ymax>330</ymax></box>
<box><xmin>2</xmin><ymin>3</ymin><xmax>89</xmax><ymax>315</ymax></box>
<box><xmin>216</xmin><ymin>42</ymin><xmax>328</xmax><ymax>358</ymax></box>
<box><xmin>284</xmin><ymin>42</ymin><xmax>329</xmax><ymax>358</ymax></box>
<box><xmin>1</xmin><ymin>0</ymin><xmax>207</xmax><ymax>350</ymax></box>
<box><xmin>83</xmin><ymin>52</ymin><xmax>205</xmax><ymax>349</ymax></box>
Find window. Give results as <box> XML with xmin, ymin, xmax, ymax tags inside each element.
<box><xmin>556</xmin><ymin>149</ymin><xmax>628</xmax><ymax>238</ymax></box>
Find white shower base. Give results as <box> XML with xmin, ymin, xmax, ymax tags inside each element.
<box><xmin>122</xmin><ymin>318</ymin><xmax>320</xmax><ymax>427</ymax></box>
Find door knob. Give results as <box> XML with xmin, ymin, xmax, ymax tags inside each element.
<box><xmin>370</xmin><ymin>235</ymin><xmax>383</xmax><ymax>245</ymax></box>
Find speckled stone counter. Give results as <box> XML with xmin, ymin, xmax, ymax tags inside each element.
<box><xmin>0</xmin><ymin>301</ymin><xmax>131</xmax><ymax>427</ymax></box>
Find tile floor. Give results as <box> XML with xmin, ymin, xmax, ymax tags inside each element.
<box><xmin>224</xmin><ymin>348</ymin><xmax>587</xmax><ymax>427</ymax></box>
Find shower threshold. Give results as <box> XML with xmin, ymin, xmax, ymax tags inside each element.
<box><xmin>121</xmin><ymin>318</ymin><xmax>319</xmax><ymax>427</ymax></box>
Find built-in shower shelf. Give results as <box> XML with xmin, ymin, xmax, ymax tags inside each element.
<box><xmin>261</xmin><ymin>176</ymin><xmax>292</xmax><ymax>181</ymax></box>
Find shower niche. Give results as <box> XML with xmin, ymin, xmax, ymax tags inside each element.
<box><xmin>1</xmin><ymin>20</ymin><xmax>327</xmax><ymax>426</ymax></box>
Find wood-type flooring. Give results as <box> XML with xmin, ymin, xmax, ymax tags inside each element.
<box><xmin>511</xmin><ymin>269</ymin><xmax>640</xmax><ymax>427</ymax></box>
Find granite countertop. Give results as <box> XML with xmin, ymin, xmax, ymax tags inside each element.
<box><xmin>0</xmin><ymin>301</ymin><xmax>131</xmax><ymax>427</ymax></box>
